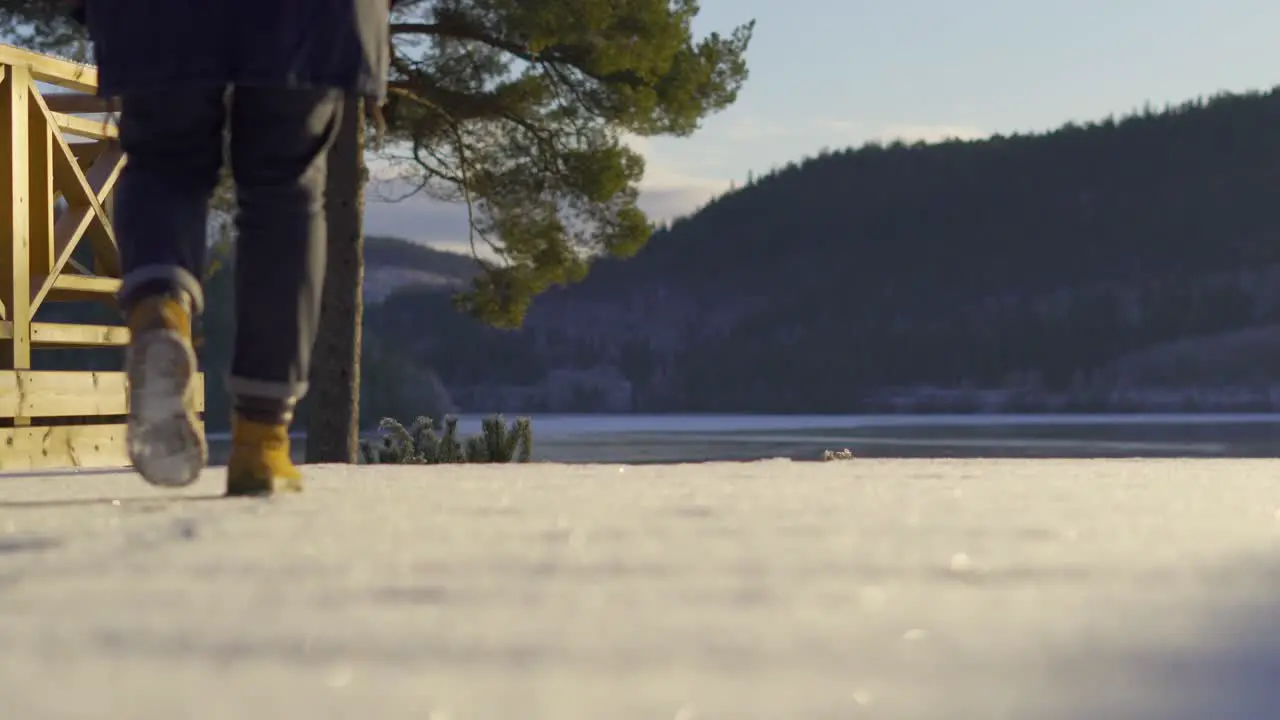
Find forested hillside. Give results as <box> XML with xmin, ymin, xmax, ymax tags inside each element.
<box><xmin>380</xmin><ymin>87</ymin><xmax>1280</xmax><ymax>413</ymax></box>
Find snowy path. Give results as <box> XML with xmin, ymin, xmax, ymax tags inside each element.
<box><xmin>2</xmin><ymin>459</ymin><xmax>1280</xmax><ymax>719</ymax></box>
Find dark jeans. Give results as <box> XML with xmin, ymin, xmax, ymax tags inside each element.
<box><xmin>114</xmin><ymin>85</ymin><xmax>344</xmax><ymax>401</ymax></box>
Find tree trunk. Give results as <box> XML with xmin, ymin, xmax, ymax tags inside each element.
<box><xmin>305</xmin><ymin>95</ymin><xmax>364</xmax><ymax>463</ymax></box>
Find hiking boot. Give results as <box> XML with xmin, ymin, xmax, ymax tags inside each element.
<box><xmin>125</xmin><ymin>293</ymin><xmax>207</xmax><ymax>487</ymax></box>
<box><xmin>225</xmin><ymin>415</ymin><xmax>302</xmax><ymax>496</ymax></box>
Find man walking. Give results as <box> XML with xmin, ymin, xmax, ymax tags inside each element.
<box><xmin>78</xmin><ymin>0</ymin><xmax>392</xmax><ymax>494</ymax></box>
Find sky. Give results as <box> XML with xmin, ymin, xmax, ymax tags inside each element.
<box><xmin>368</xmin><ymin>0</ymin><xmax>1280</xmax><ymax>251</ymax></box>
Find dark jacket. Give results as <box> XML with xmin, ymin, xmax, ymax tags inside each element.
<box><xmin>82</xmin><ymin>0</ymin><xmax>392</xmax><ymax>100</ymax></box>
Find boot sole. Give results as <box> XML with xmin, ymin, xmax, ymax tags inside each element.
<box><xmin>126</xmin><ymin>329</ymin><xmax>207</xmax><ymax>487</ymax></box>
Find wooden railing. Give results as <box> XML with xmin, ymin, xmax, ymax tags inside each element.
<box><xmin>0</xmin><ymin>43</ymin><xmax>204</xmax><ymax>470</ymax></box>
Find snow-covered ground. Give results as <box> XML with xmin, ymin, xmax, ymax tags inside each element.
<box><xmin>2</xmin><ymin>459</ymin><xmax>1280</xmax><ymax>719</ymax></box>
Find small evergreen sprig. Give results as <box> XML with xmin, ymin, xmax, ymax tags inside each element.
<box><xmin>359</xmin><ymin>414</ymin><xmax>533</xmax><ymax>464</ymax></box>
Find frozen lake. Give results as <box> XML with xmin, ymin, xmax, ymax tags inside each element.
<box><xmin>210</xmin><ymin>413</ymin><xmax>1280</xmax><ymax>464</ymax></box>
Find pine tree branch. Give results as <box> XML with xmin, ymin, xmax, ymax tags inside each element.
<box><xmin>390</xmin><ymin>20</ymin><xmax>644</xmax><ymax>88</ymax></box>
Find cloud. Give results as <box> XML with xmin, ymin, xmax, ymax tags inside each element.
<box><xmin>717</xmin><ymin>116</ymin><xmax>794</xmax><ymax>142</ymax></box>
<box><xmin>623</xmin><ymin>133</ymin><xmax>732</xmax><ymax>221</ymax></box>
<box><xmin>624</xmin><ymin>134</ymin><xmax>731</xmax><ymax>192</ymax></box>
<box><xmin>363</xmin><ymin>185</ymin><xmax>722</xmax><ymax>253</ymax></box>
<box><xmin>364</xmin><ymin>193</ymin><xmax>472</xmax><ymax>249</ymax></box>
<box><xmin>873</xmin><ymin>124</ymin><xmax>990</xmax><ymax>144</ymax></box>
<box><xmin>637</xmin><ymin>186</ymin><xmax>721</xmax><ymax>224</ymax></box>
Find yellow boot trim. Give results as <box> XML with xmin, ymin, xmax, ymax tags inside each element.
<box><xmin>225</xmin><ymin>416</ymin><xmax>303</xmax><ymax>497</ymax></box>
<box><xmin>128</xmin><ymin>294</ymin><xmax>192</xmax><ymax>341</ymax></box>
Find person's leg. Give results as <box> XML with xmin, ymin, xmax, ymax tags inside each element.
<box><xmin>116</xmin><ymin>88</ymin><xmax>226</xmax><ymax>314</ymax></box>
<box><xmin>224</xmin><ymin>85</ymin><xmax>344</xmax><ymax>496</ymax></box>
<box><xmin>114</xmin><ymin>87</ymin><xmax>227</xmax><ymax>487</ymax></box>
